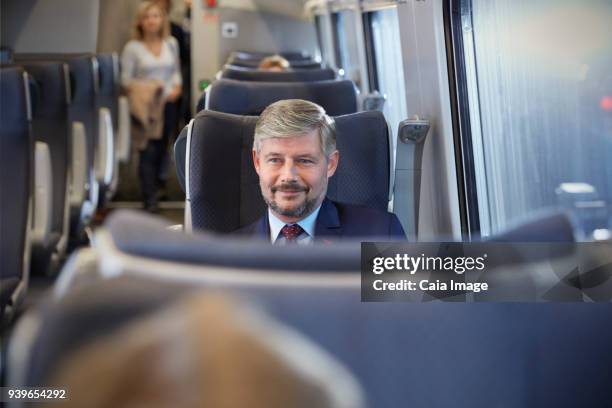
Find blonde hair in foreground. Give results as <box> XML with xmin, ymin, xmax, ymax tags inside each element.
<box><xmin>49</xmin><ymin>293</ymin><xmax>364</xmax><ymax>408</ymax></box>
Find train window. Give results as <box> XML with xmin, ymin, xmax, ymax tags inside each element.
<box><xmin>367</xmin><ymin>7</ymin><xmax>408</xmax><ymax>150</ymax></box>
<box><xmin>332</xmin><ymin>10</ymin><xmax>362</xmax><ymax>87</ymax></box>
<box><xmin>314</xmin><ymin>14</ymin><xmax>334</xmax><ymax>68</ymax></box>
<box><xmin>456</xmin><ymin>0</ymin><xmax>612</xmax><ymax>238</ymax></box>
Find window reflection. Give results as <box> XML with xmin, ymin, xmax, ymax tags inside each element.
<box><xmin>333</xmin><ymin>10</ymin><xmax>361</xmax><ymax>88</ymax></box>
<box><xmin>464</xmin><ymin>0</ymin><xmax>612</xmax><ymax>238</ymax></box>
<box><xmin>370</xmin><ymin>8</ymin><xmax>408</xmax><ymax>154</ymax></box>
<box><xmin>315</xmin><ymin>14</ymin><xmax>333</xmax><ymax>67</ymax></box>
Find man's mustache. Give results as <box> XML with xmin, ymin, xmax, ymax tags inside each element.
<box><xmin>271</xmin><ymin>183</ymin><xmax>308</xmax><ymax>193</ymax></box>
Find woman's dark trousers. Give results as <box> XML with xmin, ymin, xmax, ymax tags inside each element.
<box><xmin>139</xmin><ymin>101</ymin><xmax>178</xmax><ymax>210</ymax></box>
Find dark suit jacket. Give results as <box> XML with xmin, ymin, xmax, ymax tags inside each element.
<box><xmin>235</xmin><ymin>198</ymin><xmax>406</xmax><ymax>242</ymax></box>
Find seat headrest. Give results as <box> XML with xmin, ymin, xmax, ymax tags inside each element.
<box><xmin>15</xmin><ymin>61</ymin><xmax>69</xmax><ymax>116</ymax></box>
<box><xmin>488</xmin><ymin>210</ymin><xmax>576</xmax><ymax>242</ymax></box>
<box><xmin>0</xmin><ymin>66</ymin><xmax>30</xmax><ymax>126</ymax></box>
<box><xmin>227</xmin><ymin>58</ymin><xmax>322</xmax><ymax>69</ymax></box>
<box><xmin>15</xmin><ymin>53</ymin><xmax>98</xmax><ymax>101</ymax></box>
<box><xmin>230</xmin><ymin>50</ymin><xmax>311</xmax><ymax>62</ymax></box>
<box><xmin>221</xmin><ymin>65</ymin><xmax>335</xmax><ymax>82</ymax></box>
<box><xmin>95</xmin><ymin>53</ymin><xmax>120</xmax><ymax>96</ymax></box>
<box><xmin>187</xmin><ymin>110</ymin><xmax>390</xmax><ymax>232</ymax></box>
<box><xmin>15</xmin><ymin>52</ymin><xmax>92</xmax><ymax>60</ymax></box>
<box><xmin>202</xmin><ymin>79</ymin><xmax>357</xmax><ymax>116</ymax></box>
<box><xmin>105</xmin><ymin>210</ymin><xmax>361</xmax><ymax>271</ymax></box>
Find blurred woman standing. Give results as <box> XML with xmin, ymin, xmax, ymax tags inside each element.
<box><xmin>121</xmin><ymin>1</ymin><xmax>181</xmax><ymax>212</ymax></box>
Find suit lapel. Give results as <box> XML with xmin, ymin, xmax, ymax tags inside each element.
<box><xmin>255</xmin><ymin>212</ymin><xmax>271</xmax><ymax>240</ymax></box>
<box><xmin>314</xmin><ymin>198</ymin><xmax>343</xmax><ymax>243</ymax></box>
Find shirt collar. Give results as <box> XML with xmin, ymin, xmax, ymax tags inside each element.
<box><xmin>268</xmin><ymin>205</ymin><xmax>322</xmax><ymax>243</ymax></box>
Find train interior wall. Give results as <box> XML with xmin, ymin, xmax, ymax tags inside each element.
<box><xmin>1</xmin><ymin>0</ymin><xmax>461</xmax><ymax>239</ymax></box>
<box><xmin>397</xmin><ymin>1</ymin><xmax>462</xmax><ymax>240</ymax></box>
<box><xmin>191</xmin><ymin>2</ymin><xmax>318</xmax><ymax>108</ymax></box>
<box><xmin>1</xmin><ymin>0</ymin><xmax>99</xmax><ymax>53</ymax></box>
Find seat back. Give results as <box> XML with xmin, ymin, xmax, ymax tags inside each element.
<box><xmin>95</xmin><ymin>53</ymin><xmax>120</xmax><ymax>201</ymax></box>
<box><xmin>201</xmin><ymin>79</ymin><xmax>357</xmax><ymax>115</ymax></box>
<box><xmin>16</xmin><ymin>53</ymin><xmax>111</xmax><ymax>225</ymax></box>
<box><xmin>95</xmin><ymin>53</ymin><xmax>120</xmax><ymax>132</ymax></box>
<box><xmin>221</xmin><ymin>65</ymin><xmax>335</xmax><ymax>82</ymax></box>
<box><xmin>16</xmin><ymin>280</ymin><xmax>612</xmax><ymax>408</ymax></box>
<box><xmin>230</xmin><ymin>50</ymin><xmax>312</xmax><ymax>62</ymax></box>
<box><xmin>16</xmin><ymin>53</ymin><xmax>100</xmax><ymax>192</ymax></box>
<box><xmin>0</xmin><ymin>67</ymin><xmax>32</xmax><ymax>312</ymax></box>
<box><xmin>18</xmin><ymin>61</ymin><xmax>71</xmax><ymax>247</ymax></box>
<box><xmin>185</xmin><ymin>110</ymin><xmax>391</xmax><ymax>232</ymax></box>
<box><xmin>11</xmin><ymin>211</ymin><xmax>612</xmax><ymax>407</ymax></box>
<box><xmin>489</xmin><ymin>210</ymin><xmax>577</xmax><ymax>242</ymax></box>
<box><xmin>227</xmin><ymin>58</ymin><xmax>322</xmax><ymax>70</ymax></box>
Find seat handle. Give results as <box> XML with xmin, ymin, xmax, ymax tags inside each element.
<box><xmin>393</xmin><ymin>117</ymin><xmax>431</xmax><ymax>239</ymax></box>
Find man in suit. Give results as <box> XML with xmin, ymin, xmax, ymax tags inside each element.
<box><xmin>237</xmin><ymin>99</ymin><xmax>405</xmax><ymax>244</ymax></box>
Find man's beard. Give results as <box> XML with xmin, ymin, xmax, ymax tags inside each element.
<box><xmin>265</xmin><ymin>182</ymin><xmax>318</xmax><ymax>219</ymax></box>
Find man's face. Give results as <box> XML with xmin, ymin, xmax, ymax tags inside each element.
<box><xmin>253</xmin><ymin>130</ymin><xmax>339</xmax><ymax>224</ymax></box>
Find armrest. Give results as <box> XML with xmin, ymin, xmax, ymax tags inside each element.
<box><xmin>362</xmin><ymin>91</ymin><xmax>386</xmax><ymax>111</ymax></box>
<box><xmin>31</xmin><ymin>141</ymin><xmax>53</xmax><ymax>246</ymax></box>
<box><xmin>117</xmin><ymin>96</ymin><xmax>131</xmax><ymax>162</ymax></box>
<box><xmin>393</xmin><ymin>118</ymin><xmax>430</xmax><ymax>239</ymax></box>
<box><xmin>203</xmin><ymin>83</ymin><xmax>212</xmax><ymax>111</ymax></box>
<box><xmin>96</xmin><ymin>107</ymin><xmax>114</xmax><ymax>186</ymax></box>
<box><xmin>69</xmin><ymin>121</ymin><xmax>97</xmax><ymax>226</ymax></box>
<box><xmin>69</xmin><ymin>121</ymin><xmax>87</xmax><ymax>209</ymax></box>
<box><xmin>82</xmin><ymin>169</ymin><xmax>99</xmax><ymax>225</ymax></box>
<box><xmin>184</xmin><ymin>119</ymin><xmax>195</xmax><ymax>233</ymax></box>
<box><xmin>57</xmin><ymin>158</ymin><xmax>73</xmax><ymax>256</ymax></box>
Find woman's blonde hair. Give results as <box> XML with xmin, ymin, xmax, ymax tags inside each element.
<box><xmin>258</xmin><ymin>55</ymin><xmax>291</xmax><ymax>71</ymax></box>
<box><xmin>48</xmin><ymin>293</ymin><xmax>365</xmax><ymax>408</ymax></box>
<box><xmin>132</xmin><ymin>1</ymin><xmax>170</xmax><ymax>40</ymax></box>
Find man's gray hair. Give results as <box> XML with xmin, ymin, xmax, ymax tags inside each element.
<box><xmin>253</xmin><ymin>99</ymin><xmax>337</xmax><ymax>156</ymax></box>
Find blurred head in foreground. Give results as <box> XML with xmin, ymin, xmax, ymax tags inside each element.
<box><xmin>49</xmin><ymin>293</ymin><xmax>364</xmax><ymax>408</ymax></box>
<box><xmin>258</xmin><ymin>55</ymin><xmax>291</xmax><ymax>71</ymax></box>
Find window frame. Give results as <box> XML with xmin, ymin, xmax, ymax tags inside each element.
<box><xmin>362</xmin><ymin>11</ymin><xmax>380</xmax><ymax>93</ymax></box>
<box><xmin>313</xmin><ymin>14</ymin><xmax>325</xmax><ymax>62</ymax></box>
<box><xmin>330</xmin><ymin>12</ymin><xmax>345</xmax><ymax>72</ymax></box>
<box><xmin>443</xmin><ymin>0</ymin><xmax>482</xmax><ymax>238</ymax></box>
<box><xmin>330</xmin><ymin>5</ymin><xmax>371</xmax><ymax>94</ymax></box>
<box><xmin>310</xmin><ymin>4</ymin><xmax>340</xmax><ymax>71</ymax></box>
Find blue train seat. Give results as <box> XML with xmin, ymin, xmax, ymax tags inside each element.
<box><xmin>199</xmin><ymin>78</ymin><xmax>357</xmax><ymax>115</ymax></box>
<box><xmin>221</xmin><ymin>65</ymin><xmax>335</xmax><ymax>82</ymax></box>
<box><xmin>181</xmin><ymin>110</ymin><xmax>391</xmax><ymax>232</ymax></box>
<box><xmin>0</xmin><ymin>66</ymin><xmax>32</xmax><ymax>315</ymax></box>
<box><xmin>17</xmin><ymin>61</ymin><xmax>72</xmax><ymax>274</ymax></box>
<box><xmin>229</xmin><ymin>50</ymin><xmax>312</xmax><ymax>62</ymax></box>
<box><xmin>9</xmin><ymin>210</ymin><xmax>612</xmax><ymax>407</ymax></box>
